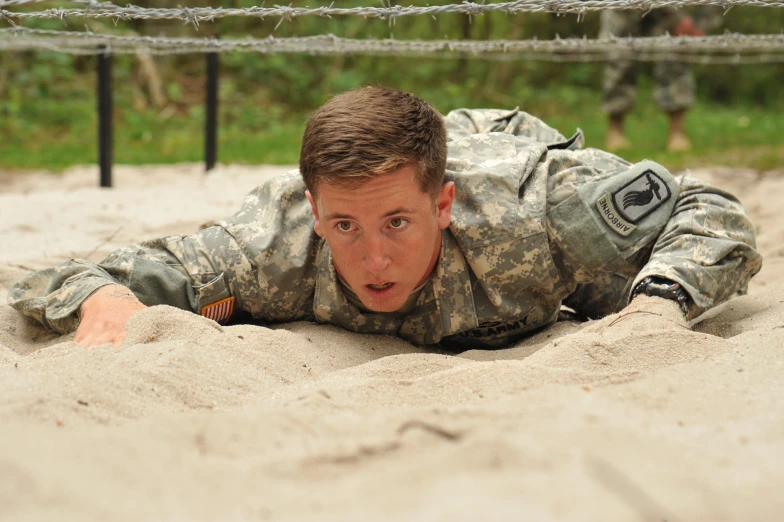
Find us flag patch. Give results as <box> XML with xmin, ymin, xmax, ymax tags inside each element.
<box><xmin>201</xmin><ymin>297</ymin><xmax>235</xmax><ymax>324</ymax></box>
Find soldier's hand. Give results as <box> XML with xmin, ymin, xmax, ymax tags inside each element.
<box><xmin>74</xmin><ymin>284</ymin><xmax>147</xmax><ymax>348</ymax></box>
<box><xmin>581</xmin><ymin>294</ymin><xmax>689</xmax><ymax>336</ymax></box>
<box><xmin>673</xmin><ymin>16</ymin><xmax>704</xmax><ymax>37</ymax></box>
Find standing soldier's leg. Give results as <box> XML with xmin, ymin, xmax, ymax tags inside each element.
<box><xmin>654</xmin><ymin>61</ymin><xmax>695</xmax><ymax>152</ymax></box>
<box><xmin>601</xmin><ymin>11</ymin><xmax>641</xmax><ymax>151</ymax></box>
<box><xmin>648</xmin><ymin>9</ymin><xmax>697</xmax><ymax>152</ymax></box>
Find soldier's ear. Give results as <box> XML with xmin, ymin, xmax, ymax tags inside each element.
<box><xmin>435</xmin><ymin>182</ymin><xmax>455</xmax><ymax>230</ymax></box>
<box><xmin>305</xmin><ymin>190</ymin><xmax>324</xmax><ymax>237</ymax></box>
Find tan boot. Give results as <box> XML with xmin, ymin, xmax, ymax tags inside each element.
<box><xmin>667</xmin><ymin>109</ymin><xmax>692</xmax><ymax>152</ymax></box>
<box><xmin>606</xmin><ymin>114</ymin><xmax>631</xmax><ymax>151</ymax></box>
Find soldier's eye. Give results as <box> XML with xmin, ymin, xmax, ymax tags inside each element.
<box><xmin>389</xmin><ymin>218</ymin><xmax>407</xmax><ymax>229</ymax></box>
<box><xmin>337</xmin><ymin>222</ymin><xmax>353</xmax><ymax>232</ymax></box>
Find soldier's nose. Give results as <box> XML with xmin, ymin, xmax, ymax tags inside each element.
<box><xmin>362</xmin><ymin>236</ymin><xmax>391</xmax><ymax>273</ymax></box>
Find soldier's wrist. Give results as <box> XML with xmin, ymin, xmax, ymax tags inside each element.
<box><xmin>80</xmin><ymin>284</ymin><xmax>136</xmax><ymax>314</ymax></box>
<box><xmin>631</xmin><ymin>277</ymin><xmax>691</xmax><ymax>316</ymax></box>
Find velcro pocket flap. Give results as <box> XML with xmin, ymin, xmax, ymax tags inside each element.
<box><xmin>547</xmin><ymin>192</ymin><xmax>623</xmax><ymax>281</ymax></box>
<box><xmin>194</xmin><ymin>273</ymin><xmax>232</xmax><ymax>315</ymax></box>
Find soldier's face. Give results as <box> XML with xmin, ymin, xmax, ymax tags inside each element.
<box><xmin>307</xmin><ymin>165</ymin><xmax>455</xmax><ymax>313</ymax></box>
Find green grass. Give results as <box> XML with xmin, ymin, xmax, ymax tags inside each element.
<box><xmin>0</xmin><ymin>97</ymin><xmax>306</xmax><ymax>169</ymax></box>
<box><xmin>1</xmin><ymin>84</ymin><xmax>782</xmax><ymax>172</ymax></box>
<box><xmin>538</xmin><ymin>88</ymin><xmax>784</xmax><ymax>171</ymax></box>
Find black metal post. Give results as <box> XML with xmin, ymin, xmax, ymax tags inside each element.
<box><xmin>97</xmin><ymin>45</ymin><xmax>113</xmax><ymax>188</ymax></box>
<box><xmin>205</xmin><ymin>51</ymin><xmax>219</xmax><ymax>172</ymax></box>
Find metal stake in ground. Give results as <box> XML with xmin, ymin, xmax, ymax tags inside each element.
<box><xmin>97</xmin><ymin>44</ymin><xmax>113</xmax><ymax>188</ymax></box>
<box><xmin>205</xmin><ymin>51</ymin><xmax>219</xmax><ymax>172</ymax></box>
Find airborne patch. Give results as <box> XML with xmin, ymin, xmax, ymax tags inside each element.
<box><xmin>611</xmin><ymin>170</ymin><xmax>671</xmax><ymax>224</ymax></box>
<box><xmin>596</xmin><ymin>194</ymin><xmax>637</xmax><ymax>237</ymax></box>
<box><xmin>201</xmin><ymin>296</ymin><xmax>235</xmax><ymax>324</ymax></box>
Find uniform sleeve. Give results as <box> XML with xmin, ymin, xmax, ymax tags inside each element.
<box><xmin>7</xmin><ymin>225</ymin><xmax>255</xmax><ymax>334</ymax></box>
<box><xmin>631</xmin><ymin>174</ymin><xmax>762</xmax><ymax>318</ymax></box>
<box><xmin>545</xmin><ymin>149</ymin><xmax>761</xmax><ymax>320</ymax></box>
<box><xmin>444</xmin><ymin>108</ymin><xmax>576</xmax><ymax>144</ymax></box>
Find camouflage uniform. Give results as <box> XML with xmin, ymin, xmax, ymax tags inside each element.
<box><xmin>600</xmin><ymin>8</ymin><xmax>722</xmax><ymax>116</ymax></box>
<box><xmin>8</xmin><ymin>108</ymin><xmax>761</xmax><ymax>350</ymax></box>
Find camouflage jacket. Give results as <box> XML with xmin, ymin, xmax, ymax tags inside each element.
<box><xmin>8</xmin><ymin>109</ymin><xmax>762</xmax><ymax>349</ymax></box>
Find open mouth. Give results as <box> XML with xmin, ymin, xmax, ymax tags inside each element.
<box><xmin>367</xmin><ymin>282</ymin><xmax>394</xmax><ymax>291</ymax></box>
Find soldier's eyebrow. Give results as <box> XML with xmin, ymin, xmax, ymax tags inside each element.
<box><xmin>381</xmin><ymin>207</ymin><xmax>417</xmax><ymax>218</ymax></box>
<box><xmin>325</xmin><ymin>212</ymin><xmax>355</xmax><ymax>221</ymax></box>
<box><xmin>325</xmin><ymin>207</ymin><xmax>417</xmax><ymax>221</ymax></box>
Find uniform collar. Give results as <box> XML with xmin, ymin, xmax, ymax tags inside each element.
<box><xmin>431</xmin><ymin>231</ymin><xmax>479</xmax><ymax>335</ymax></box>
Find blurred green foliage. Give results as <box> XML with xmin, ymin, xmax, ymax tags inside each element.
<box><xmin>1</xmin><ymin>1</ymin><xmax>783</xmax><ymax>170</ymax></box>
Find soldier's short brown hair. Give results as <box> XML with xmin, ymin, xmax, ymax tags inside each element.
<box><xmin>299</xmin><ymin>87</ymin><xmax>447</xmax><ymax>197</ymax></box>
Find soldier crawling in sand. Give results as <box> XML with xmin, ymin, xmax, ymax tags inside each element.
<box><xmin>8</xmin><ymin>87</ymin><xmax>762</xmax><ymax>349</ymax></box>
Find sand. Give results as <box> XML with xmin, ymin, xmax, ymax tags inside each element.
<box><xmin>1</xmin><ymin>163</ymin><xmax>783</xmax><ymax>521</ymax></box>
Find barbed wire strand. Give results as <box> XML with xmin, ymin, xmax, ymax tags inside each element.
<box><xmin>2</xmin><ymin>27</ymin><xmax>784</xmax><ymax>64</ymax></box>
<box><xmin>2</xmin><ymin>0</ymin><xmax>784</xmax><ymax>27</ymax></box>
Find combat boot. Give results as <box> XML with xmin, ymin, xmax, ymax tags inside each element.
<box><xmin>667</xmin><ymin>109</ymin><xmax>692</xmax><ymax>152</ymax></box>
<box><xmin>606</xmin><ymin>114</ymin><xmax>631</xmax><ymax>151</ymax></box>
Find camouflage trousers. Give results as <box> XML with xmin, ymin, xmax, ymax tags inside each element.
<box><xmin>600</xmin><ymin>9</ymin><xmax>695</xmax><ymax>116</ymax></box>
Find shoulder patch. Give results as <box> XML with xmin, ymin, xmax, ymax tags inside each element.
<box><xmin>611</xmin><ymin>170</ymin><xmax>672</xmax><ymax>224</ymax></box>
<box><xmin>596</xmin><ymin>194</ymin><xmax>637</xmax><ymax>237</ymax></box>
<box><xmin>201</xmin><ymin>296</ymin><xmax>235</xmax><ymax>324</ymax></box>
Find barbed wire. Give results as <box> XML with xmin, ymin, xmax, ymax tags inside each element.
<box><xmin>2</xmin><ymin>27</ymin><xmax>784</xmax><ymax>64</ymax></box>
<box><xmin>0</xmin><ymin>0</ymin><xmax>55</xmax><ymax>5</ymax></box>
<box><xmin>2</xmin><ymin>0</ymin><xmax>784</xmax><ymax>28</ymax></box>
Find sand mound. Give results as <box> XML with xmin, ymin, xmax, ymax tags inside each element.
<box><xmin>1</xmin><ymin>163</ymin><xmax>783</xmax><ymax>521</ymax></box>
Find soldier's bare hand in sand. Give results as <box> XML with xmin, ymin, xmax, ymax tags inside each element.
<box><xmin>74</xmin><ymin>285</ymin><xmax>147</xmax><ymax>348</ymax></box>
